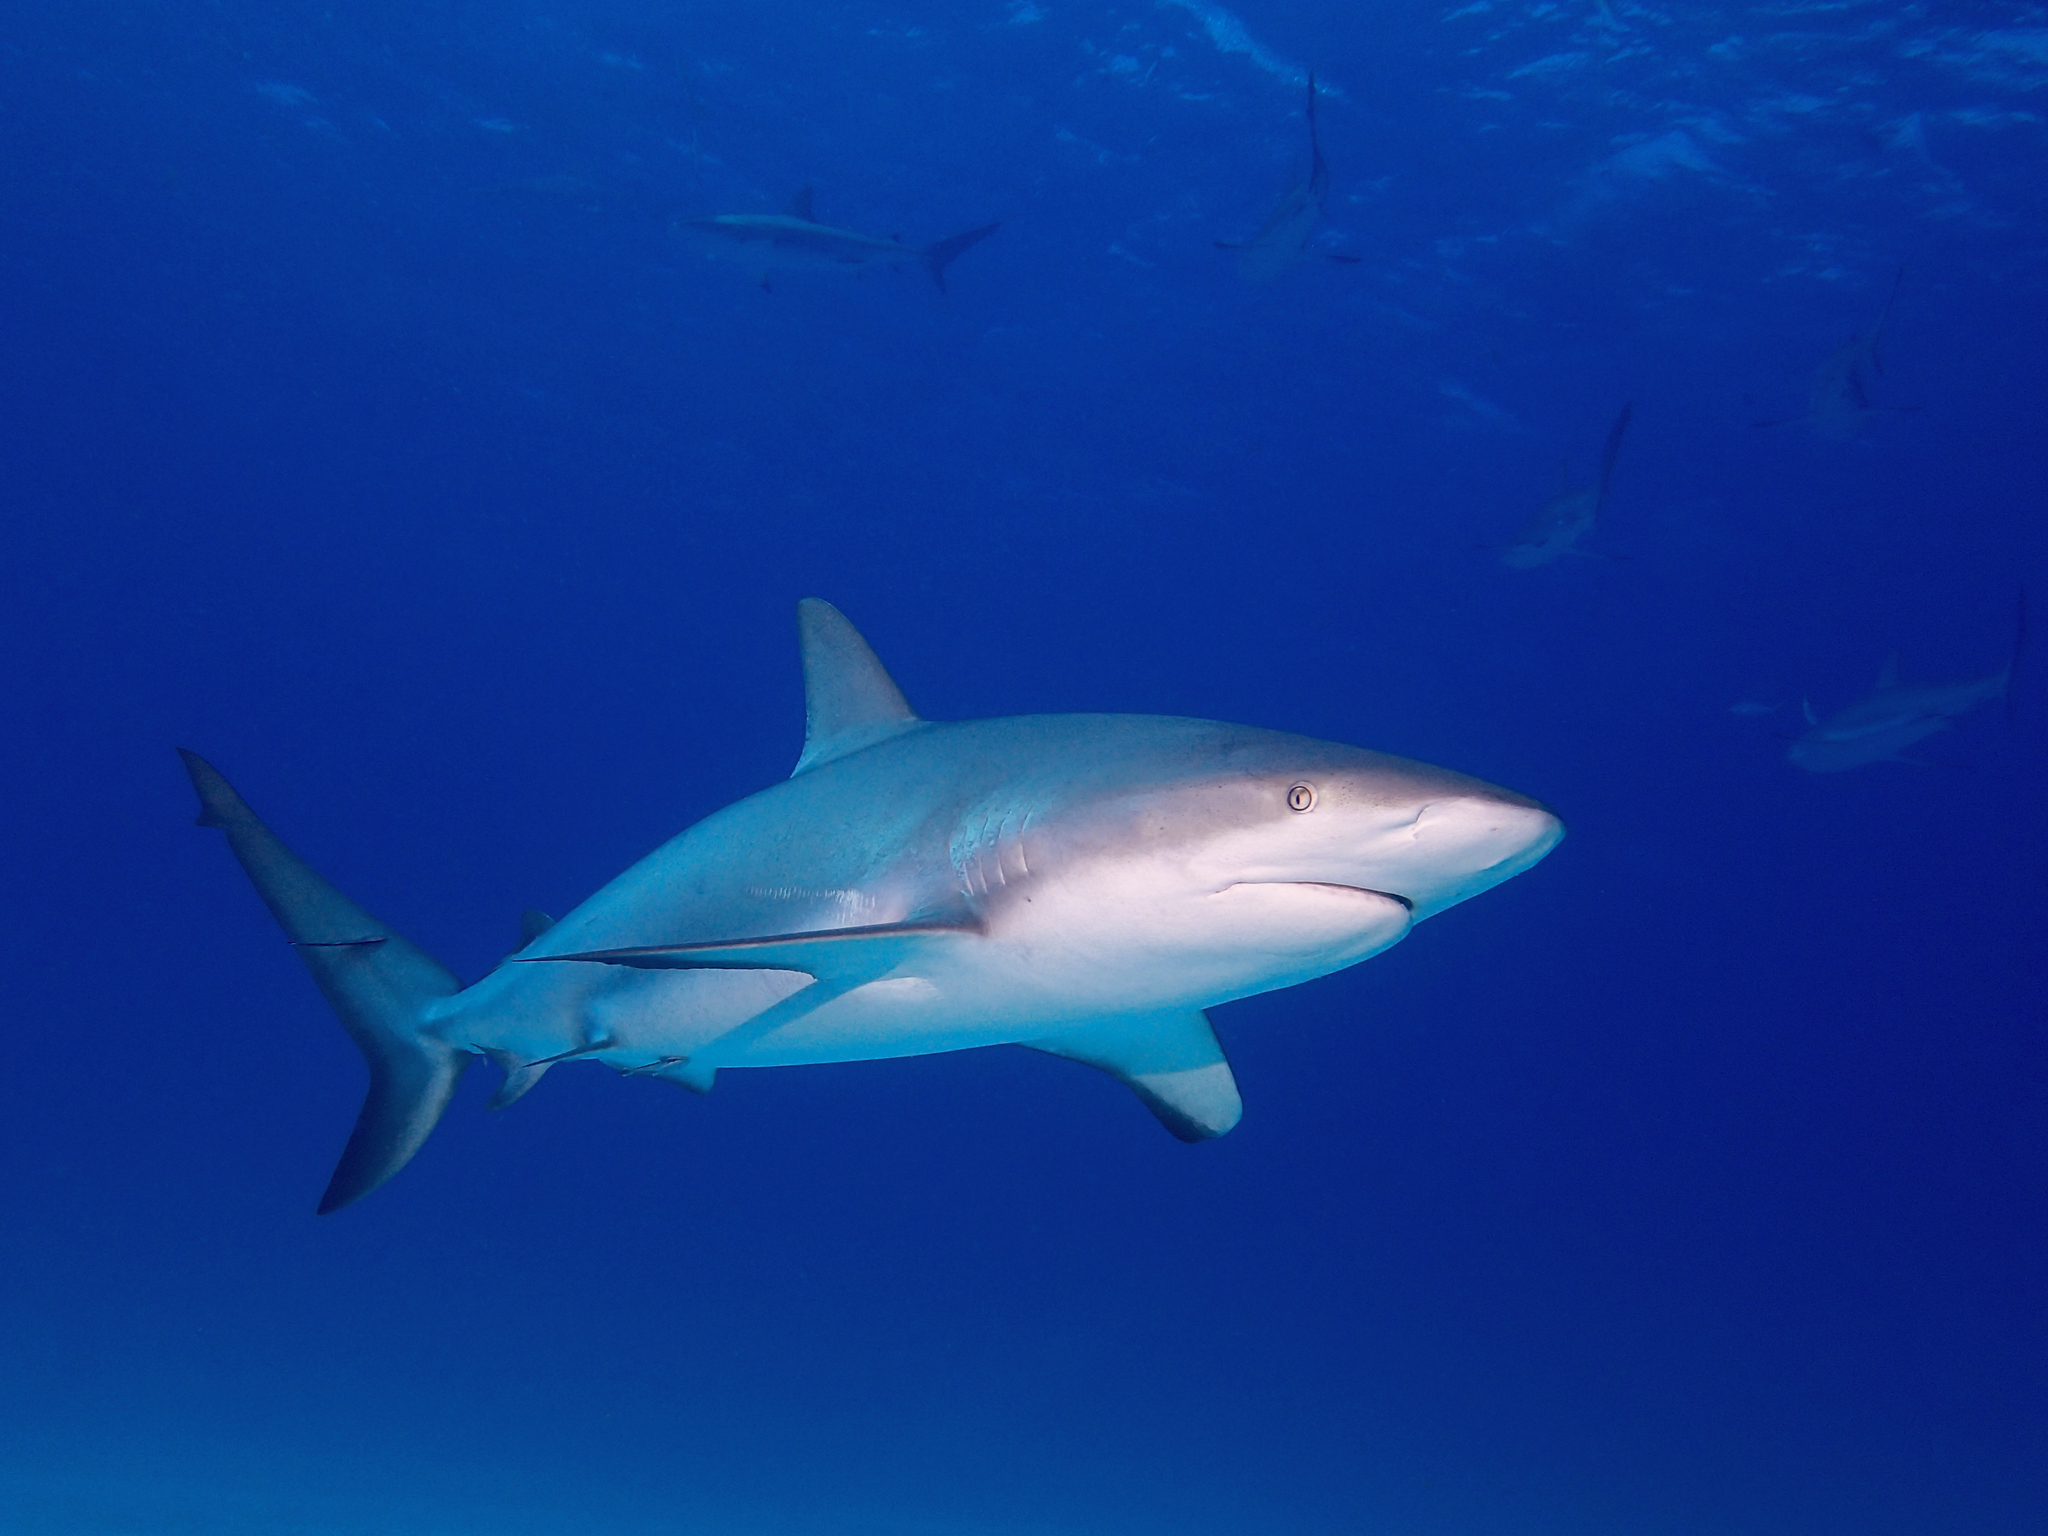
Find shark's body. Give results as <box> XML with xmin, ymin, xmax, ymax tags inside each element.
<box><xmin>184</xmin><ymin>602</ymin><xmax>1562</xmax><ymax>1212</ymax></box>
<box><xmin>1787</xmin><ymin>600</ymin><xmax>2024</xmax><ymax>771</ymax></box>
<box><xmin>1501</xmin><ymin>403</ymin><xmax>1633</xmax><ymax>568</ymax></box>
<box><xmin>1760</xmin><ymin>267</ymin><xmax>1907</xmax><ymax>440</ymax></box>
<box><xmin>679</xmin><ymin>187</ymin><xmax>997</xmax><ymax>292</ymax></box>
<box><xmin>1218</xmin><ymin>74</ymin><xmax>1355</xmax><ymax>282</ymax></box>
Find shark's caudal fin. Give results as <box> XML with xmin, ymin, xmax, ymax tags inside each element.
<box><xmin>1305</xmin><ymin>70</ymin><xmax>1328</xmax><ymax>200</ymax></box>
<box><xmin>792</xmin><ymin>598</ymin><xmax>924</xmax><ymax>773</ymax></box>
<box><xmin>1594</xmin><ymin>401</ymin><xmax>1633</xmax><ymax>512</ymax></box>
<box><xmin>923</xmin><ymin>223</ymin><xmax>999</xmax><ymax>293</ymax></box>
<box><xmin>179</xmin><ymin>750</ymin><xmax>468</xmax><ymax>1214</ymax></box>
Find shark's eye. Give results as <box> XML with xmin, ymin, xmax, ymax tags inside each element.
<box><xmin>1286</xmin><ymin>783</ymin><xmax>1317</xmax><ymax>813</ymax></box>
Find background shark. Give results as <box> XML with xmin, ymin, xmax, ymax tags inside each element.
<box><xmin>1787</xmin><ymin>594</ymin><xmax>2026</xmax><ymax>771</ymax></box>
<box><xmin>1755</xmin><ymin>267</ymin><xmax>1910</xmax><ymax>440</ymax></box>
<box><xmin>678</xmin><ymin>186</ymin><xmax>998</xmax><ymax>292</ymax></box>
<box><xmin>1216</xmin><ymin>73</ymin><xmax>1357</xmax><ymax>282</ymax></box>
<box><xmin>183</xmin><ymin>600</ymin><xmax>1561</xmax><ymax>1213</ymax></box>
<box><xmin>1500</xmin><ymin>402</ymin><xmax>1633</xmax><ymax>567</ymax></box>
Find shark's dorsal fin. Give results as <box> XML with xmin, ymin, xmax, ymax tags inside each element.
<box><xmin>785</xmin><ymin>185</ymin><xmax>814</xmax><ymax>220</ymax></box>
<box><xmin>1027</xmin><ymin>1011</ymin><xmax>1243</xmax><ymax>1142</ymax></box>
<box><xmin>792</xmin><ymin>598</ymin><xmax>922</xmax><ymax>774</ymax></box>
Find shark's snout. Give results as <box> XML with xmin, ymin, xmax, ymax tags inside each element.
<box><xmin>1399</xmin><ymin>794</ymin><xmax>1564</xmax><ymax>916</ymax></box>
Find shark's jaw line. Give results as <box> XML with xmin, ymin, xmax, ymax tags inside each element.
<box><xmin>181</xmin><ymin>599</ymin><xmax>1563</xmax><ymax>1212</ymax></box>
<box><xmin>1224</xmin><ymin>880</ymin><xmax>1415</xmax><ymax>911</ymax></box>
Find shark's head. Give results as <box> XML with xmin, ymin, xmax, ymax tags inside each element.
<box><xmin>1149</xmin><ymin>729</ymin><xmax>1564</xmax><ymax>921</ymax></box>
<box><xmin>985</xmin><ymin>721</ymin><xmax>1563</xmax><ymax>1008</ymax></box>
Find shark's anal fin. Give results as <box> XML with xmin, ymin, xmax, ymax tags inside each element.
<box><xmin>792</xmin><ymin>599</ymin><xmax>924</xmax><ymax>774</ymax></box>
<box><xmin>519</xmin><ymin>918</ymin><xmax>979</xmax><ymax>978</ymax></box>
<box><xmin>1027</xmin><ymin>1011</ymin><xmax>1243</xmax><ymax>1142</ymax></box>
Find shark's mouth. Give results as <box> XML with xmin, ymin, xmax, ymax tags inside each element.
<box><xmin>1229</xmin><ymin>881</ymin><xmax>1413</xmax><ymax>912</ymax></box>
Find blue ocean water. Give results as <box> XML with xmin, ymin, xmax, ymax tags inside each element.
<box><xmin>3</xmin><ymin>2</ymin><xmax>2046</xmax><ymax>1531</ymax></box>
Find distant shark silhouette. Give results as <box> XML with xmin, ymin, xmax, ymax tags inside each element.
<box><xmin>181</xmin><ymin>601</ymin><xmax>1561</xmax><ymax>1212</ymax></box>
<box><xmin>1787</xmin><ymin>594</ymin><xmax>2026</xmax><ymax>771</ymax></box>
<box><xmin>1759</xmin><ymin>267</ymin><xmax>1912</xmax><ymax>440</ymax></box>
<box><xmin>1217</xmin><ymin>73</ymin><xmax>1359</xmax><ymax>282</ymax></box>
<box><xmin>679</xmin><ymin>186</ymin><xmax>998</xmax><ymax>292</ymax></box>
<box><xmin>1500</xmin><ymin>403</ymin><xmax>1634</xmax><ymax>568</ymax></box>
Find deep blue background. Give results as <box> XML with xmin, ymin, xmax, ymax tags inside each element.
<box><xmin>3</xmin><ymin>3</ymin><xmax>2046</xmax><ymax>1532</ymax></box>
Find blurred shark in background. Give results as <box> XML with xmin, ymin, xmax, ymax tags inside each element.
<box><xmin>1218</xmin><ymin>73</ymin><xmax>1359</xmax><ymax>282</ymax></box>
<box><xmin>679</xmin><ymin>186</ymin><xmax>998</xmax><ymax>292</ymax></box>
<box><xmin>1501</xmin><ymin>402</ymin><xmax>1634</xmax><ymax>568</ymax></box>
<box><xmin>1787</xmin><ymin>594</ymin><xmax>2026</xmax><ymax>771</ymax></box>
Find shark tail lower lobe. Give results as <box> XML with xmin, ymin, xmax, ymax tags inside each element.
<box><xmin>179</xmin><ymin>750</ymin><xmax>468</xmax><ymax>1214</ymax></box>
<box><xmin>923</xmin><ymin>222</ymin><xmax>999</xmax><ymax>293</ymax></box>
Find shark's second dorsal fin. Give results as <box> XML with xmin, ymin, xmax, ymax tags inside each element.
<box><xmin>792</xmin><ymin>598</ymin><xmax>922</xmax><ymax>775</ymax></box>
<box><xmin>786</xmin><ymin>185</ymin><xmax>814</xmax><ymax>220</ymax></box>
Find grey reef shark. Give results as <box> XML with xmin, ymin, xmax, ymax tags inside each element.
<box><xmin>678</xmin><ymin>186</ymin><xmax>998</xmax><ymax>292</ymax></box>
<box><xmin>1760</xmin><ymin>266</ymin><xmax>1912</xmax><ymax>441</ymax></box>
<box><xmin>1786</xmin><ymin>594</ymin><xmax>2026</xmax><ymax>771</ymax></box>
<box><xmin>182</xmin><ymin>602</ymin><xmax>1564</xmax><ymax>1213</ymax></box>
<box><xmin>1217</xmin><ymin>72</ymin><xmax>1361</xmax><ymax>282</ymax></box>
<box><xmin>1500</xmin><ymin>402</ymin><xmax>1633</xmax><ymax>568</ymax></box>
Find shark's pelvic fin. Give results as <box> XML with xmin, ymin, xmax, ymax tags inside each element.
<box><xmin>792</xmin><ymin>598</ymin><xmax>923</xmax><ymax>774</ymax></box>
<box><xmin>656</xmin><ymin>1059</ymin><xmax>718</xmax><ymax>1095</ymax></box>
<box><xmin>521</xmin><ymin>918</ymin><xmax>979</xmax><ymax>977</ymax></box>
<box><xmin>485</xmin><ymin>1049</ymin><xmax>550</xmax><ymax>1110</ymax></box>
<box><xmin>1028</xmin><ymin>1011</ymin><xmax>1244</xmax><ymax>1142</ymax></box>
<box><xmin>785</xmin><ymin>185</ymin><xmax>815</xmax><ymax>220</ymax></box>
<box><xmin>179</xmin><ymin>750</ymin><xmax>468</xmax><ymax>1214</ymax></box>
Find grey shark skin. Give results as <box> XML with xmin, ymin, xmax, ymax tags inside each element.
<box><xmin>1501</xmin><ymin>402</ymin><xmax>1633</xmax><ymax>568</ymax></box>
<box><xmin>1217</xmin><ymin>73</ymin><xmax>1355</xmax><ymax>282</ymax></box>
<box><xmin>1787</xmin><ymin>596</ymin><xmax>2025</xmax><ymax>771</ymax></box>
<box><xmin>182</xmin><ymin>601</ymin><xmax>1563</xmax><ymax>1212</ymax></box>
<box><xmin>679</xmin><ymin>186</ymin><xmax>998</xmax><ymax>293</ymax></box>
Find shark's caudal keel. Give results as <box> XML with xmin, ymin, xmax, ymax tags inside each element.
<box><xmin>184</xmin><ymin>601</ymin><xmax>1562</xmax><ymax>1211</ymax></box>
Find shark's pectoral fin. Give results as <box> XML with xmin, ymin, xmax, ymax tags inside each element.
<box><xmin>520</xmin><ymin>918</ymin><xmax>980</xmax><ymax>980</ymax></box>
<box><xmin>1027</xmin><ymin>1011</ymin><xmax>1243</xmax><ymax>1142</ymax></box>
